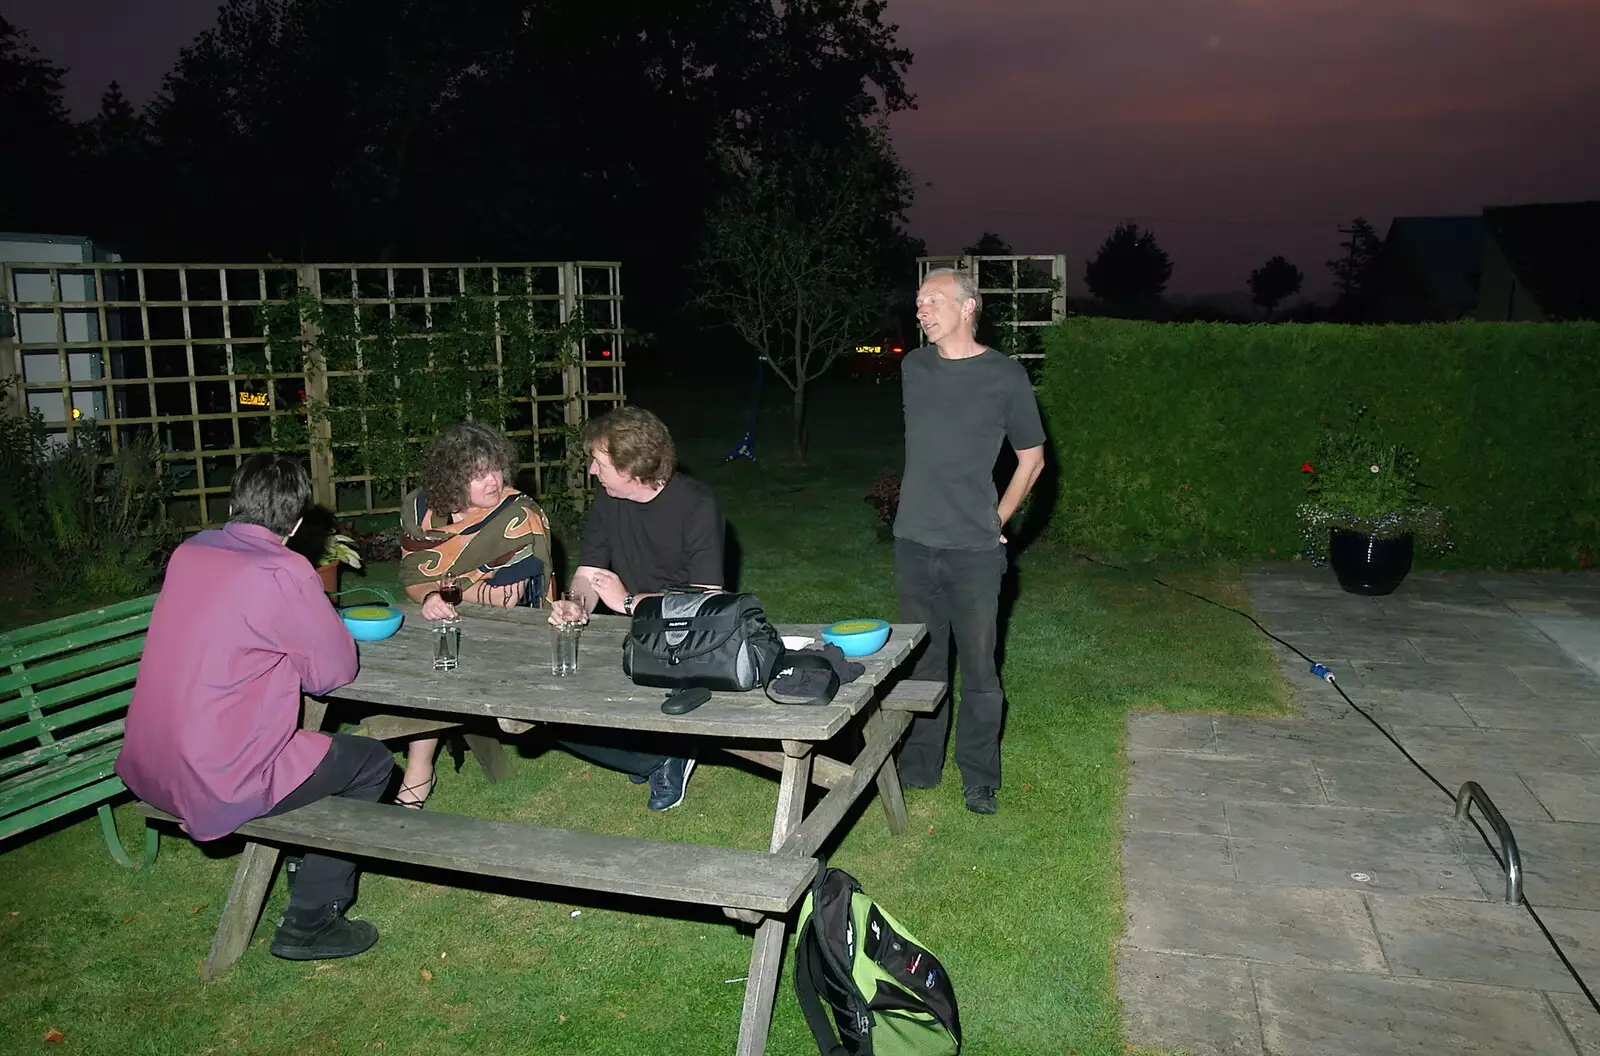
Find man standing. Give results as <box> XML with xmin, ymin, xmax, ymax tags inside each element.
<box><xmin>548</xmin><ymin>405</ymin><xmax>725</xmax><ymax>811</ymax></box>
<box><xmin>117</xmin><ymin>455</ymin><xmax>395</xmax><ymax>960</ymax></box>
<box><xmin>895</xmin><ymin>267</ymin><xmax>1046</xmax><ymax>815</ymax></box>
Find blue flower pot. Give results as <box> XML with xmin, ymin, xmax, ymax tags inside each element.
<box><xmin>1329</xmin><ymin>529</ymin><xmax>1413</xmax><ymax>596</ymax></box>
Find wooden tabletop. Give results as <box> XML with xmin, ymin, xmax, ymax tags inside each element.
<box><xmin>328</xmin><ymin>605</ymin><xmax>925</xmax><ymax>742</ymax></box>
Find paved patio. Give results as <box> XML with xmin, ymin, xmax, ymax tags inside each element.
<box><xmin>1117</xmin><ymin>565</ymin><xmax>1600</xmax><ymax>1055</ymax></box>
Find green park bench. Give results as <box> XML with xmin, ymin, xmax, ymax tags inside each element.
<box><xmin>0</xmin><ymin>595</ymin><xmax>160</xmax><ymax>868</ymax></box>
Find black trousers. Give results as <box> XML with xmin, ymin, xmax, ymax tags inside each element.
<box><xmin>265</xmin><ymin>734</ymin><xmax>396</xmax><ymax>917</ymax></box>
<box><xmin>894</xmin><ymin>537</ymin><xmax>1007</xmax><ymax>789</ymax></box>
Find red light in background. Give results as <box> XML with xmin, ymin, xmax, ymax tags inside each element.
<box><xmin>891</xmin><ymin>346</ymin><xmax>903</xmax><ymax>354</ymax></box>
<box><xmin>601</xmin><ymin>349</ymin><xmax>612</xmax><ymax>358</ymax></box>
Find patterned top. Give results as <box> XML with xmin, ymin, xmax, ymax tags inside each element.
<box><xmin>398</xmin><ymin>488</ymin><xmax>556</xmax><ymax>605</ymax></box>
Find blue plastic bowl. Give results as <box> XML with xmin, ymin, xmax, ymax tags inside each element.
<box><xmin>341</xmin><ymin>604</ymin><xmax>404</xmax><ymax>642</ymax></box>
<box><xmin>820</xmin><ymin>618</ymin><xmax>891</xmax><ymax>657</ymax></box>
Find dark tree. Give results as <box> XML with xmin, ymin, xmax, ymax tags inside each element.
<box><xmin>1084</xmin><ymin>222</ymin><xmax>1173</xmax><ymax>304</ymax></box>
<box><xmin>963</xmin><ymin>232</ymin><xmax>1013</xmax><ymax>255</ymax></box>
<box><xmin>0</xmin><ymin>16</ymin><xmax>79</xmax><ymax>232</ymax></box>
<box><xmin>1326</xmin><ymin>217</ymin><xmax>1384</xmax><ymax>321</ymax></box>
<box><xmin>1248</xmin><ymin>255</ymin><xmax>1305</xmax><ymax>318</ymax></box>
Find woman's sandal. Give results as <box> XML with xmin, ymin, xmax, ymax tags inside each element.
<box><xmin>395</xmin><ymin>773</ymin><xmax>437</xmax><ymax>810</ymax></box>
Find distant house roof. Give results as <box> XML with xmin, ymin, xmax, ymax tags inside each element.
<box><xmin>1384</xmin><ymin>215</ymin><xmax>1484</xmax><ymax>316</ymax></box>
<box><xmin>1482</xmin><ymin>201</ymin><xmax>1600</xmax><ymax>321</ymax></box>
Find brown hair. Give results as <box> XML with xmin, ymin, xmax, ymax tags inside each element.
<box><xmin>583</xmin><ymin>406</ymin><xmax>676</xmax><ymax>487</ymax></box>
<box><xmin>420</xmin><ymin>421</ymin><xmax>518</xmax><ymax>514</ymax></box>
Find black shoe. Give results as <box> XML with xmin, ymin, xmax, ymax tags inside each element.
<box><xmin>270</xmin><ymin>903</ymin><xmax>379</xmax><ymax>961</ymax></box>
<box><xmin>963</xmin><ymin>786</ymin><xmax>998</xmax><ymax>815</ymax></box>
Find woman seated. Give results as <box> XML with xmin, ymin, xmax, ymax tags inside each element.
<box><xmin>393</xmin><ymin>421</ymin><xmax>555</xmax><ymax>807</ymax></box>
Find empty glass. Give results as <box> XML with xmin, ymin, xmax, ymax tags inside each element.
<box><xmin>433</xmin><ymin>622</ymin><xmax>460</xmax><ymax>671</ymax></box>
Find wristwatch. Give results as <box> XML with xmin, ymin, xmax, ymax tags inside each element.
<box><xmin>623</xmin><ymin>593</ymin><xmax>636</xmax><ymax>615</ymax></box>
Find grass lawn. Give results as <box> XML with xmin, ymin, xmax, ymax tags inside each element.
<box><xmin>0</xmin><ymin>377</ymin><xmax>1291</xmax><ymax>1054</ymax></box>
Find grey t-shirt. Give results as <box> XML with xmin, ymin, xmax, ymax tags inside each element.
<box><xmin>894</xmin><ymin>346</ymin><xmax>1047</xmax><ymax>551</ymax></box>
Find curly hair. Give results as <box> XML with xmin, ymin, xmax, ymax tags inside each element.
<box><xmin>583</xmin><ymin>406</ymin><xmax>676</xmax><ymax>487</ymax></box>
<box><xmin>420</xmin><ymin>422</ymin><xmax>519</xmax><ymax>514</ymax></box>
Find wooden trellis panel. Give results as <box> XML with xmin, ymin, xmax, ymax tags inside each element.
<box><xmin>0</xmin><ymin>261</ymin><xmax>624</xmax><ymax>531</ymax></box>
<box><xmin>916</xmin><ymin>254</ymin><xmax>1067</xmax><ymax>361</ymax></box>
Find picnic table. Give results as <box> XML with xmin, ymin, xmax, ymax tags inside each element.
<box><xmin>172</xmin><ymin>604</ymin><xmax>937</xmax><ymax>1055</ymax></box>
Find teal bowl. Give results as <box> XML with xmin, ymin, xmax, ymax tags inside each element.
<box><xmin>820</xmin><ymin>618</ymin><xmax>891</xmax><ymax>657</ymax></box>
<box><xmin>341</xmin><ymin>604</ymin><xmax>404</xmax><ymax>642</ymax></box>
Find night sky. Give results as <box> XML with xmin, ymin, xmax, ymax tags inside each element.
<box><xmin>8</xmin><ymin>0</ymin><xmax>1599</xmax><ymax>296</ymax></box>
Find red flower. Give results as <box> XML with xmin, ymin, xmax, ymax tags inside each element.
<box><xmin>1300</xmin><ymin>462</ymin><xmax>1315</xmax><ymax>473</ymax></box>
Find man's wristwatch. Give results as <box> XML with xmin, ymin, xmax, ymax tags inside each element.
<box><xmin>623</xmin><ymin>593</ymin><xmax>636</xmax><ymax>615</ymax></box>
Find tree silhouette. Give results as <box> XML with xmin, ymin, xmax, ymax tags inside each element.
<box><xmin>1248</xmin><ymin>255</ymin><xmax>1304</xmax><ymax>318</ymax></box>
<box><xmin>696</xmin><ymin>122</ymin><xmax>916</xmax><ymax>459</ymax></box>
<box><xmin>1326</xmin><ymin>217</ymin><xmax>1384</xmax><ymax>321</ymax></box>
<box><xmin>0</xmin><ymin>16</ymin><xmax>78</xmax><ymax>232</ymax></box>
<box><xmin>1085</xmin><ymin>223</ymin><xmax>1173</xmax><ymax>305</ymax></box>
<box><xmin>963</xmin><ymin>232</ymin><xmax>1012</xmax><ymax>255</ymax></box>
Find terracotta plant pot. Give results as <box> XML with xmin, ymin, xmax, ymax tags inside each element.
<box><xmin>1328</xmin><ymin>528</ymin><xmax>1414</xmax><ymax>596</ymax></box>
<box><xmin>317</xmin><ymin>561</ymin><xmax>339</xmax><ymax>595</ymax></box>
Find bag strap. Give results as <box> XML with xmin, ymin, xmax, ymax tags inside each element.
<box><xmin>794</xmin><ymin>925</ymin><xmax>849</xmax><ymax>1056</ymax></box>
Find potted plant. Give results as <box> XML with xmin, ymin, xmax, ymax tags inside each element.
<box><xmin>1297</xmin><ymin>418</ymin><xmax>1449</xmax><ymax>595</ymax></box>
<box><xmin>317</xmin><ymin>533</ymin><xmax>363</xmax><ymax>594</ymax></box>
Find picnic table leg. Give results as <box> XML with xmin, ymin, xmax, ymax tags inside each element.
<box><xmin>771</xmin><ymin>741</ymin><xmax>814</xmax><ymax>852</ymax></box>
<box><xmin>736</xmin><ymin>916</ymin><xmax>789</xmax><ymax>1056</ymax></box>
<box><xmin>460</xmin><ymin>733</ymin><xmax>514</xmax><ymax>782</ymax></box>
<box><xmin>864</xmin><ymin>708</ymin><xmax>910</xmax><ymax>836</ymax></box>
<box><xmin>202</xmin><ymin>841</ymin><xmax>281</xmax><ymax>979</ymax></box>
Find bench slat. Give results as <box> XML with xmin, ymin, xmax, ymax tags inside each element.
<box><xmin>1</xmin><ymin>775</ymin><xmax>127</xmax><ymax>841</ymax></box>
<box><xmin>0</xmin><ymin>666</ymin><xmax>139</xmax><ymax>726</ymax></box>
<box><xmin>0</xmin><ymin>691</ymin><xmax>133</xmax><ymax>750</ymax></box>
<box><xmin>0</xmin><ymin>612</ymin><xmax>153</xmax><ymax>668</ymax></box>
<box><xmin>0</xmin><ymin>719</ymin><xmax>124</xmax><ymax>781</ymax></box>
<box><xmin>0</xmin><ymin>636</ymin><xmax>148</xmax><ymax>698</ymax></box>
<box><xmin>0</xmin><ymin>595</ymin><xmax>155</xmax><ymax>652</ymax></box>
<box><xmin>0</xmin><ymin>745</ymin><xmax>120</xmax><ymax>816</ymax></box>
<box><xmin>880</xmin><ymin>679</ymin><xmax>948</xmax><ymax>714</ymax></box>
<box><xmin>139</xmin><ymin>799</ymin><xmax>818</xmax><ymax>914</ymax></box>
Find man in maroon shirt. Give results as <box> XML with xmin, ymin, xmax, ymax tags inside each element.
<box><xmin>118</xmin><ymin>455</ymin><xmax>395</xmax><ymax>961</ymax></box>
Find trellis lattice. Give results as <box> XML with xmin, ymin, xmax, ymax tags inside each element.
<box><xmin>0</xmin><ymin>261</ymin><xmax>624</xmax><ymax>531</ymax></box>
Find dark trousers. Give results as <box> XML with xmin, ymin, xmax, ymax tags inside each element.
<box><xmin>265</xmin><ymin>734</ymin><xmax>396</xmax><ymax>917</ymax></box>
<box><xmin>560</xmin><ymin>738</ymin><xmax>671</xmax><ymax>780</ymax></box>
<box><xmin>894</xmin><ymin>537</ymin><xmax>1007</xmax><ymax>789</ymax></box>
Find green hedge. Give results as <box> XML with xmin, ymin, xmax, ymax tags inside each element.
<box><xmin>1037</xmin><ymin>320</ymin><xmax>1600</xmax><ymax>568</ymax></box>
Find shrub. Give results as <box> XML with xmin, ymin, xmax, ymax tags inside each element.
<box><xmin>0</xmin><ymin>410</ymin><xmax>176</xmax><ymax>602</ymax></box>
<box><xmin>1038</xmin><ymin>320</ymin><xmax>1600</xmax><ymax>568</ymax></box>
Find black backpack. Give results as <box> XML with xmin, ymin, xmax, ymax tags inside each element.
<box><xmin>793</xmin><ymin>863</ymin><xmax>962</xmax><ymax>1056</ymax></box>
<box><xmin>621</xmin><ymin>587</ymin><xmax>783</xmax><ymax>692</ymax></box>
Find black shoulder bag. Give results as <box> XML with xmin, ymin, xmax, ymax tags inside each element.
<box><xmin>622</xmin><ymin>587</ymin><xmax>784</xmax><ymax>692</ymax></box>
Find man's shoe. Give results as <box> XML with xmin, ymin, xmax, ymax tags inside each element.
<box><xmin>647</xmin><ymin>756</ymin><xmax>696</xmax><ymax>812</ymax></box>
<box><xmin>963</xmin><ymin>786</ymin><xmax>998</xmax><ymax>815</ymax></box>
<box><xmin>270</xmin><ymin>904</ymin><xmax>379</xmax><ymax>961</ymax></box>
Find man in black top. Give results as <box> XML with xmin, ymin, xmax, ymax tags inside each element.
<box><xmin>548</xmin><ymin>406</ymin><xmax>725</xmax><ymax>810</ymax></box>
<box><xmin>896</xmin><ymin>267</ymin><xmax>1046</xmax><ymax>815</ymax></box>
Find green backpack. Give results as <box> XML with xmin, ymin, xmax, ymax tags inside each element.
<box><xmin>793</xmin><ymin>863</ymin><xmax>962</xmax><ymax>1056</ymax></box>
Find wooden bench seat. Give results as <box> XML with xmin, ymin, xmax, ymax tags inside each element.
<box><xmin>1</xmin><ymin>595</ymin><xmax>159</xmax><ymax>868</ymax></box>
<box><xmin>138</xmin><ymin>799</ymin><xmax>817</xmax><ymax>915</ymax></box>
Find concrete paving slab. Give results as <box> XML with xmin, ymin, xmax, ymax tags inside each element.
<box><xmin>1504</xmin><ymin>598</ymin><xmax>1586</xmax><ymax>617</ymax></box>
<box><xmin>1123</xmin><ymin>876</ymin><xmax>1385</xmax><ymax>971</ymax></box>
<box><xmin>1536</xmin><ymin>906</ymin><xmax>1600</xmax><ymax>980</ymax></box>
<box><xmin>1314</xmin><ymin>759</ymin><xmax>1551</xmax><ymax>821</ymax></box>
<box><xmin>1529</xmin><ymin>617</ymin><xmax>1600</xmax><ymax>673</ymax></box>
<box><xmin>1223</xmin><ymin>801</ymin><xmax>1466</xmax><ymax>855</ymax></box>
<box><xmin>1341</xmin><ymin>689</ymin><xmax>1479</xmax><ymax>727</ymax></box>
<box><xmin>1253</xmin><ymin>965</ymin><xmax>1580</xmax><ymax>1056</ymax></box>
<box><xmin>1468</xmin><ymin>859</ymin><xmax>1600</xmax><ymax>910</ymax></box>
<box><xmin>1383</xmin><ymin>725</ymin><xmax>1600</xmax><ymax>775</ymax></box>
<box><xmin>1367</xmin><ymin>895</ymin><xmax>1588</xmax><ymax>992</ymax></box>
<box><xmin>1126</xmin><ymin>749</ymin><xmax>1326</xmax><ymax>805</ymax></box>
<box><xmin>1231</xmin><ymin>841</ymin><xmax>1484</xmax><ymax>898</ymax></box>
<box><xmin>1411</xmin><ymin>635</ymin><xmax>1577</xmax><ymax>667</ymax></box>
<box><xmin>1453</xmin><ymin>692</ymin><xmax>1600</xmax><ymax>732</ymax></box>
<box><xmin>1127</xmin><ymin>712</ymin><xmax>1216</xmax><ymax>752</ymax></box>
<box><xmin>1117</xmin><ymin>949</ymin><xmax>1264</xmax><ymax>1056</ymax></box>
<box><xmin>1512</xmin><ymin>664</ymin><xmax>1600</xmax><ymax>699</ymax></box>
<box><xmin>1352</xmin><ymin>659</ymin><xmax>1533</xmax><ymax>698</ymax></box>
<box><xmin>1548</xmin><ymin>992</ymin><xmax>1600</xmax><ymax>1056</ymax></box>
<box><xmin>1515</xmin><ymin>772</ymin><xmax>1600</xmax><ymax>822</ymax></box>
<box><xmin>1123</xmin><ymin>830</ymin><xmax>1236</xmax><ymax>887</ymax></box>
<box><xmin>1209</xmin><ymin>714</ymin><xmax>1397</xmax><ymax>760</ymax></box>
<box><xmin>1123</xmin><ymin>793</ymin><xmax>1230</xmax><ymax>836</ymax></box>
<box><xmin>1454</xmin><ymin>612</ymin><xmax>1561</xmax><ymax>644</ymax></box>
<box><xmin>1458</xmin><ymin>818</ymin><xmax>1600</xmax><ymax>864</ymax></box>
<box><xmin>1277</xmin><ymin>633</ymin><xmax>1423</xmax><ymax>664</ymax></box>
